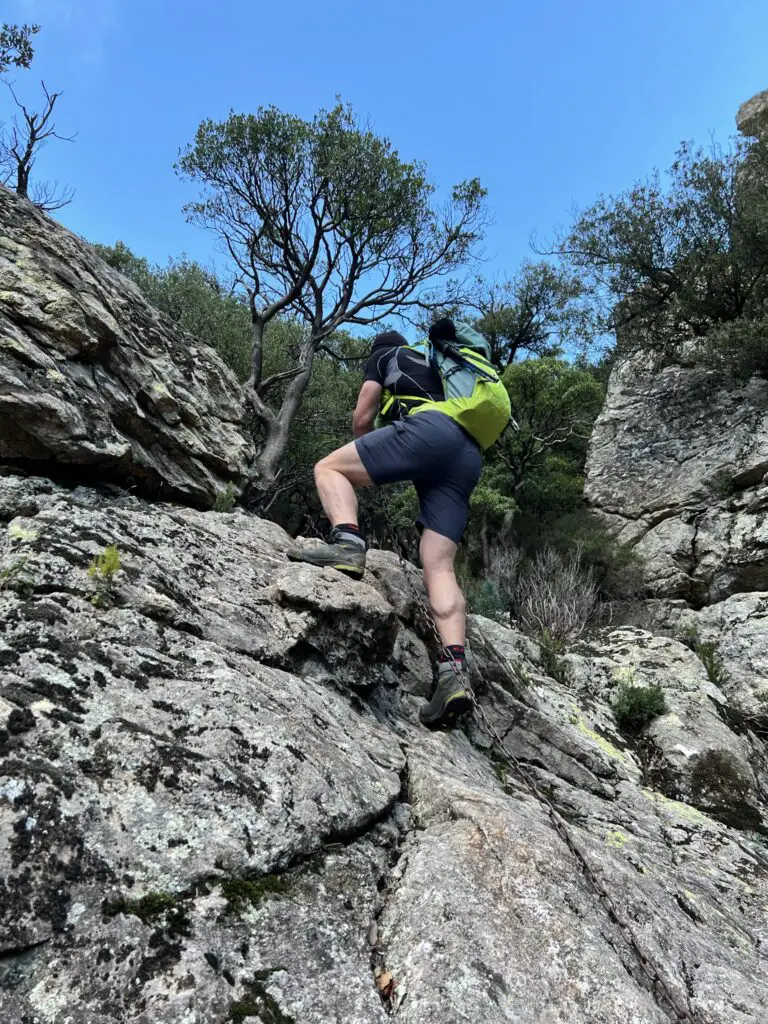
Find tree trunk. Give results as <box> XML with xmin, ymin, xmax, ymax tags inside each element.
<box><xmin>480</xmin><ymin>512</ymin><xmax>491</xmax><ymax>573</ymax></box>
<box><xmin>245</xmin><ymin>336</ymin><xmax>317</xmax><ymax>512</ymax></box>
<box><xmin>250</xmin><ymin>317</ymin><xmax>265</xmax><ymax>389</ymax></box>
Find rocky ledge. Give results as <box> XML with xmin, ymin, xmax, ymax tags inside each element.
<box><xmin>0</xmin><ymin>187</ymin><xmax>254</xmax><ymax>508</ymax></box>
<box><xmin>1</xmin><ymin>471</ymin><xmax>767</xmax><ymax>1024</ymax></box>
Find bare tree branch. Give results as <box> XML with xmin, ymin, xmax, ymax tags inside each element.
<box><xmin>1</xmin><ymin>79</ymin><xmax>75</xmax><ymax>212</ymax></box>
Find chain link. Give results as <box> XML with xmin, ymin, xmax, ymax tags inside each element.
<box><xmin>380</xmin><ymin>505</ymin><xmax>697</xmax><ymax>1024</ymax></box>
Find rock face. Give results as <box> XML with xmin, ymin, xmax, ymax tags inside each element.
<box><xmin>2</xmin><ymin>471</ymin><xmax>767</xmax><ymax>1024</ymax></box>
<box><xmin>737</xmin><ymin>89</ymin><xmax>768</xmax><ymax>137</ymax></box>
<box><xmin>585</xmin><ymin>353</ymin><xmax>768</xmax><ymax>604</ymax></box>
<box><xmin>0</xmin><ymin>187</ymin><xmax>254</xmax><ymax>507</ymax></box>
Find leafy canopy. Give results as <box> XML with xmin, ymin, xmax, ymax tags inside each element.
<box><xmin>176</xmin><ymin>101</ymin><xmax>486</xmax><ymax>346</ymax></box>
<box><xmin>551</xmin><ymin>137</ymin><xmax>768</xmax><ymax>373</ymax></box>
<box><xmin>0</xmin><ymin>23</ymin><xmax>38</xmax><ymax>74</ymax></box>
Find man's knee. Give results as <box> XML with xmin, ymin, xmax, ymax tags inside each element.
<box><xmin>424</xmin><ymin>565</ymin><xmax>465</xmax><ymax>620</ymax></box>
<box><xmin>314</xmin><ymin>450</ymin><xmax>340</xmax><ymax>482</ymax></box>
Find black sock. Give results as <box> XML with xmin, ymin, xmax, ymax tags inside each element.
<box><xmin>332</xmin><ymin>522</ymin><xmax>365</xmax><ymax>548</ymax></box>
<box><xmin>439</xmin><ymin>644</ymin><xmax>466</xmax><ymax>665</ymax></box>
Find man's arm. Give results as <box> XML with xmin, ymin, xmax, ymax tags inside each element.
<box><xmin>352</xmin><ymin>380</ymin><xmax>383</xmax><ymax>438</ymax></box>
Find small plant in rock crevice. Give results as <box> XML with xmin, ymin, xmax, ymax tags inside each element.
<box><xmin>220</xmin><ymin>875</ymin><xmax>289</xmax><ymax>916</ymax></box>
<box><xmin>87</xmin><ymin>543</ymin><xmax>121</xmax><ymax>607</ymax></box>
<box><xmin>0</xmin><ymin>530</ymin><xmax>33</xmax><ymax>596</ymax></box>
<box><xmin>0</xmin><ymin>554</ymin><xmax>31</xmax><ymax>595</ymax></box>
<box><xmin>102</xmin><ymin>891</ymin><xmax>190</xmax><ymax>937</ymax></box>
<box><xmin>612</xmin><ymin>670</ymin><xmax>668</xmax><ymax>734</ymax></box>
<box><xmin>214</xmin><ymin>482</ymin><xmax>238</xmax><ymax>513</ymax></box>
<box><xmin>677</xmin><ymin>623</ymin><xmax>730</xmax><ymax>688</ymax></box>
<box><xmin>537</xmin><ymin>627</ymin><xmax>570</xmax><ymax>685</ymax></box>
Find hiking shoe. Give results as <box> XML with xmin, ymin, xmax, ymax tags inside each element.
<box><xmin>419</xmin><ymin>662</ymin><xmax>473</xmax><ymax>728</ymax></box>
<box><xmin>286</xmin><ymin>530</ymin><xmax>366</xmax><ymax>581</ymax></box>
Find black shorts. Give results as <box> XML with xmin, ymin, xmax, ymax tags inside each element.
<box><xmin>355</xmin><ymin>411</ymin><xmax>482</xmax><ymax>544</ymax></box>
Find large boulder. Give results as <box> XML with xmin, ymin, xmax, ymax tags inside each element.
<box><xmin>0</xmin><ymin>187</ymin><xmax>254</xmax><ymax>507</ymax></box>
<box><xmin>737</xmin><ymin>89</ymin><xmax>768</xmax><ymax>138</ymax></box>
<box><xmin>1</xmin><ymin>472</ymin><xmax>767</xmax><ymax>1024</ymax></box>
<box><xmin>585</xmin><ymin>353</ymin><xmax>768</xmax><ymax>604</ymax></box>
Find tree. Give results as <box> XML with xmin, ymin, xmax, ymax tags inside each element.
<box><xmin>497</xmin><ymin>359</ymin><xmax>604</xmax><ymax>500</ymax></box>
<box><xmin>549</xmin><ymin>138</ymin><xmax>768</xmax><ymax>367</ymax></box>
<box><xmin>468</xmin><ymin>262</ymin><xmax>588</xmax><ymax>366</ymax></box>
<box><xmin>176</xmin><ymin>101</ymin><xmax>487</xmax><ymax>503</ymax></box>
<box><xmin>458</xmin><ymin>358</ymin><xmax>605</xmax><ymax>575</ymax></box>
<box><xmin>1</xmin><ymin>80</ymin><xmax>75</xmax><ymax>211</ymax></box>
<box><xmin>0</xmin><ymin>23</ymin><xmax>38</xmax><ymax>74</ymax></box>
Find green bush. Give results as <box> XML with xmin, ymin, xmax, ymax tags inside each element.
<box><xmin>88</xmin><ymin>544</ymin><xmax>121</xmax><ymax>607</ymax></box>
<box><xmin>465</xmin><ymin>578</ymin><xmax>508</xmax><ymax>624</ymax></box>
<box><xmin>677</xmin><ymin>624</ymin><xmax>729</xmax><ymax>687</ymax></box>
<box><xmin>537</xmin><ymin>627</ymin><xmax>570</xmax><ymax>684</ymax></box>
<box><xmin>613</xmin><ymin>678</ymin><xmax>668</xmax><ymax>732</ymax></box>
<box><xmin>701</xmin><ymin>317</ymin><xmax>768</xmax><ymax>380</ymax></box>
<box><xmin>214</xmin><ymin>483</ymin><xmax>238</xmax><ymax>513</ymax></box>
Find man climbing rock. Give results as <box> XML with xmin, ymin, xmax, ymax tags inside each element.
<box><xmin>288</xmin><ymin>318</ymin><xmax>510</xmax><ymax>727</ymax></box>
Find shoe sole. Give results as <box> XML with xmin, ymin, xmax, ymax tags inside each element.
<box><xmin>420</xmin><ymin>691</ymin><xmax>473</xmax><ymax>729</ymax></box>
<box><xmin>287</xmin><ymin>552</ymin><xmax>364</xmax><ymax>580</ymax></box>
<box><xmin>332</xmin><ymin>563</ymin><xmax>365</xmax><ymax>580</ymax></box>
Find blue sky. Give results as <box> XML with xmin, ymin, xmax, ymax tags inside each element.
<box><xmin>4</xmin><ymin>0</ymin><xmax>768</xmax><ymax>286</ymax></box>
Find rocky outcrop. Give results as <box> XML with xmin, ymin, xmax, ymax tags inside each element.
<box><xmin>585</xmin><ymin>353</ymin><xmax>768</xmax><ymax>604</ymax></box>
<box><xmin>0</xmin><ymin>187</ymin><xmax>254</xmax><ymax>507</ymax></box>
<box><xmin>2</xmin><ymin>471</ymin><xmax>767</xmax><ymax>1024</ymax></box>
<box><xmin>737</xmin><ymin>89</ymin><xmax>768</xmax><ymax>137</ymax></box>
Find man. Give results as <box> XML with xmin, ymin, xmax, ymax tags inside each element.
<box><xmin>287</xmin><ymin>319</ymin><xmax>488</xmax><ymax>727</ymax></box>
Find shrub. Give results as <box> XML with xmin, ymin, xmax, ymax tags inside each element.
<box><xmin>700</xmin><ymin>317</ymin><xmax>768</xmax><ymax>380</ymax></box>
<box><xmin>88</xmin><ymin>544</ymin><xmax>121</xmax><ymax>607</ymax></box>
<box><xmin>677</xmin><ymin>623</ymin><xmax>729</xmax><ymax>688</ymax></box>
<box><xmin>613</xmin><ymin>676</ymin><xmax>668</xmax><ymax>732</ymax></box>
<box><xmin>511</xmin><ymin>545</ymin><xmax>598</xmax><ymax>643</ymax></box>
<box><xmin>214</xmin><ymin>482</ymin><xmax>238</xmax><ymax>513</ymax></box>
<box><xmin>465</xmin><ymin>578</ymin><xmax>508</xmax><ymax>624</ymax></box>
<box><xmin>537</xmin><ymin>626</ymin><xmax>570</xmax><ymax>684</ymax></box>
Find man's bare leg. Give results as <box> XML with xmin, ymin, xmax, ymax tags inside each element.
<box><xmin>419</xmin><ymin>528</ymin><xmax>465</xmax><ymax>647</ymax></box>
<box><xmin>314</xmin><ymin>442</ymin><xmax>372</xmax><ymax>525</ymax></box>
<box><xmin>418</xmin><ymin>527</ymin><xmax>472</xmax><ymax>726</ymax></box>
<box><xmin>287</xmin><ymin>442</ymin><xmax>372</xmax><ymax>579</ymax></box>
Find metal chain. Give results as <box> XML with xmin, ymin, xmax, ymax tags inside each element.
<box><xmin>380</xmin><ymin>505</ymin><xmax>697</xmax><ymax>1024</ymax></box>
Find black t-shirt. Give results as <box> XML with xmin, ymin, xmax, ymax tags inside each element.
<box><xmin>363</xmin><ymin>342</ymin><xmax>444</xmax><ymax>421</ymax></box>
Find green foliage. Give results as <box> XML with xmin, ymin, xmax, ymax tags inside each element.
<box><xmin>88</xmin><ymin>544</ymin><xmax>121</xmax><ymax>582</ymax></box>
<box><xmin>677</xmin><ymin>623</ymin><xmax>729</xmax><ymax>687</ymax></box>
<box><xmin>221</xmin><ymin>875</ymin><xmax>289</xmax><ymax>915</ymax></box>
<box><xmin>500</xmin><ymin>358</ymin><xmax>605</xmax><ymax>502</ymax></box>
<box><xmin>102</xmin><ymin>891</ymin><xmax>190</xmax><ymax>936</ymax></box>
<box><xmin>0</xmin><ymin>554</ymin><xmax>30</xmax><ymax>595</ymax></box>
<box><xmin>554</xmin><ymin>137</ymin><xmax>768</xmax><ymax>375</ymax></box>
<box><xmin>88</xmin><ymin>544</ymin><xmax>121</xmax><ymax>608</ymax></box>
<box><xmin>94</xmin><ymin>242</ymin><xmax>253</xmax><ymax>380</ymax></box>
<box><xmin>0</xmin><ymin>23</ymin><xmax>38</xmax><ymax>73</ymax></box>
<box><xmin>214</xmin><ymin>483</ymin><xmax>238</xmax><ymax>513</ymax></box>
<box><xmin>471</xmin><ymin>262</ymin><xmax>590</xmax><ymax>366</ymax></box>
<box><xmin>612</xmin><ymin>676</ymin><xmax>668</xmax><ymax>733</ymax></box>
<box><xmin>700</xmin><ymin>317</ymin><xmax>768</xmax><ymax>379</ymax></box>
<box><xmin>465</xmin><ymin>578</ymin><xmax>508</xmax><ymax>624</ymax></box>
<box><xmin>177</xmin><ymin>101</ymin><xmax>485</xmax><ymax>333</ymax></box>
<box><xmin>537</xmin><ymin>627</ymin><xmax>570</xmax><ymax>684</ymax></box>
